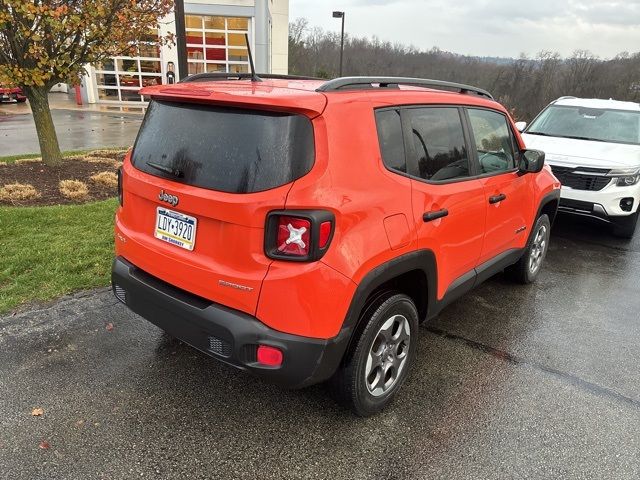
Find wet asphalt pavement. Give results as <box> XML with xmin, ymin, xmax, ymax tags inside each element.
<box><xmin>1</xmin><ymin>214</ymin><xmax>639</xmax><ymax>479</ymax></box>
<box><xmin>0</xmin><ymin>110</ymin><xmax>141</xmax><ymax>156</ymax></box>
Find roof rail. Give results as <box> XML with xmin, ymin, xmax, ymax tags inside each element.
<box><xmin>180</xmin><ymin>73</ymin><xmax>322</xmax><ymax>83</ymax></box>
<box><xmin>316</xmin><ymin>76</ymin><xmax>493</xmax><ymax>99</ymax></box>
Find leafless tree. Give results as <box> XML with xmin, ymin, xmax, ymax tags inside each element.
<box><xmin>289</xmin><ymin>19</ymin><xmax>640</xmax><ymax>120</ymax></box>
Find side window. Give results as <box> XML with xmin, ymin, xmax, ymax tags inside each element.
<box><xmin>375</xmin><ymin>109</ymin><xmax>406</xmax><ymax>173</ymax></box>
<box><xmin>467</xmin><ymin>109</ymin><xmax>517</xmax><ymax>175</ymax></box>
<box><xmin>405</xmin><ymin>107</ymin><xmax>470</xmax><ymax>182</ymax></box>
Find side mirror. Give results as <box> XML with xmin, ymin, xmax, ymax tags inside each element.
<box><xmin>514</xmin><ymin>121</ymin><xmax>527</xmax><ymax>132</ymax></box>
<box><xmin>519</xmin><ymin>149</ymin><xmax>545</xmax><ymax>174</ymax></box>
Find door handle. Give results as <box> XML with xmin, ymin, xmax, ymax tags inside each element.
<box><xmin>423</xmin><ymin>209</ymin><xmax>449</xmax><ymax>222</ymax></box>
<box><xmin>489</xmin><ymin>193</ymin><xmax>507</xmax><ymax>204</ymax></box>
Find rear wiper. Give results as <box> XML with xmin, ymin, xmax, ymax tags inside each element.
<box><xmin>146</xmin><ymin>161</ymin><xmax>184</xmax><ymax>178</ymax></box>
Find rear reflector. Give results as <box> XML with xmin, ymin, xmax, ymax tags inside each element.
<box><xmin>257</xmin><ymin>345</ymin><xmax>283</xmax><ymax>366</ymax></box>
<box><xmin>319</xmin><ymin>221</ymin><xmax>332</xmax><ymax>248</ymax></box>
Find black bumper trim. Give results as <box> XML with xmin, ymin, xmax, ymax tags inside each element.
<box><xmin>558</xmin><ymin>198</ymin><xmax>610</xmax><ymax>223</ymax></box>
<box><xmin>111</xmin><ymin>257</ymin><xmax>350</xmax><ymax>388</ymax></box>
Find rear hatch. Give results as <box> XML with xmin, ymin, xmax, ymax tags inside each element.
<box><xmin>116</xmin><ymin>86</ymin><xmax>323</xmax><ymax>316</ymax></box>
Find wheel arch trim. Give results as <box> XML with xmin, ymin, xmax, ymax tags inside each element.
<box><xmin>342</xmin><ymin>250</ymin><xmax>437</xmax><ymax>331</ymax></box>
<box><xmin>536</xmin><ymin>189</ymin><xmax>561</xmax><ymax>226</ymax></box>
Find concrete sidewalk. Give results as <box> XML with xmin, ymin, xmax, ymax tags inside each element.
<box><xmin>0</xmin><ymin>92</ymin><xmax>145</xmax><ymax>116</ymax></box>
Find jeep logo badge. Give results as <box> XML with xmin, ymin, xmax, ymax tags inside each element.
<box><xmin>159</xmin><ymin>190</ymin><xmax>179</xmax><ymax>207</ymax></box>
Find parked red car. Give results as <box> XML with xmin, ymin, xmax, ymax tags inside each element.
<box><xmin>112</xmin><ymin>74</ymin><xmax>561</xmax><ymax>415</ymax></box>
<box><xmin>0</xmin><ymin>86</ymin><xmax>27</xmax><ymax>103</ymax></box>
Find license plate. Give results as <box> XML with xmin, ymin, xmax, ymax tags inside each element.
<box><xmin>154</xmin><ymin>207</ymin><xmax>197</xmax><ymax>251</ymax></box>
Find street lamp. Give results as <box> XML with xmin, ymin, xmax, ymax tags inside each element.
<box><xmin>332</xmin><ymin>11</ymin><xmax>345</xmax><ymax>77</ymax></box>
<box><xmin>174</xmin><ymin>0</ymin><xmax>189</xmax><ymax>80</ymax></box>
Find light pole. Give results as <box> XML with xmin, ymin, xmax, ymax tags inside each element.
<box><xmin>332</xmin><ymin>11</ymin><xmax>345</xmax><ymax>77</ymax></box>
<box><xmin>174</xmin><ymin>0</ymin><xmax>189</xmax><ymax>80</ymax></box>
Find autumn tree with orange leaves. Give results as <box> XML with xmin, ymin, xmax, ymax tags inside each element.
<box><xmin>0</xmin><ymin>0</ymin><xmax>174</xmax><ymax>165</ymax></box>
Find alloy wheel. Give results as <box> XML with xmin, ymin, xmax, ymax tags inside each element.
<box><xmin>365</xmin><ymin>314</ymin><xmax>411</xmax><ymax>397</ymax></box>
<box><xmin>529</xmin><ymin>224</ymin><xmax>548</xmax><ymax>274</ymax></box>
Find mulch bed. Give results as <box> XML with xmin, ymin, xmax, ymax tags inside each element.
<box><xmin>0</xmin><ymin>150</ymin><xmax>126</xmax><ymax>206</ymax></box>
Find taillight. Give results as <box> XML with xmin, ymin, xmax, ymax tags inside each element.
<box><xmin>276</xmin><ymin>216</ymin><xmax>311</xmax><ymax>256</ymax></box>
<box><xmin>265</xmin><ymin>210</ymin><xmax>335</xmax><ymax>262</ymax></box>
<box><xmin>117</xmin><ymin>167</ymin><xmax>123</xmax><ymax>206</ymax></box>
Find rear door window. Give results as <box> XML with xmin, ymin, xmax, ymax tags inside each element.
<box><xmin>405</xmin><ymin>107</ymin><xmax>470</xmax><ymax>182</ymax></box>
<box><xmin>132</xmin><ymin>100</ymin><xmax>315</xmax><ymax>193</ymax></box>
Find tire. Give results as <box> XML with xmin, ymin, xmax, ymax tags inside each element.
<box><xmin>330</xmin><ymin>292</ymin><xmax>419</xmax><ymax>417</ymax></box>
<box><xmin>612</xmin><ymin>211</ymin><xmax>639</xmax><ymax>239</ymax></box>
<box><xmin>508</xmin><ymin>214</ymin><xmax>551</xmax><ymax>284</ymax></box>
<box><xmin>16</xmin><ymin>98</ymin><xmax>27</xmax><ymax>103</ymax></box>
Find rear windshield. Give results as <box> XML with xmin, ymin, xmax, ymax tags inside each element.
<box><xmin>132</xmin><ymin>100</ymin><xmax>315</xmax><ymax>193</ymax></box>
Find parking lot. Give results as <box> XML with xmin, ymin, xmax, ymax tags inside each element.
<box><xmin>0</xmin><ymin>109</ymin><xmax>141</xmax><ymax>156</ymax></box>
<box><xmin>1</xmin><ymin>214</ymin><xmax>639</xmax><ymax>479</ymax></box>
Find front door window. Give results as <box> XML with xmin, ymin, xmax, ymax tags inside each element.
<box><xmin>467</xmin><ymin>109</ymin><xmax>517</xmax><ymax>175</ymax></box>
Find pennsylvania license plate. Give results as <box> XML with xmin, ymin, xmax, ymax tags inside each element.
<box><xmin>154</xmin><ymin>207</ymin><xmax>197</xmax><ymax>251</ymax></box>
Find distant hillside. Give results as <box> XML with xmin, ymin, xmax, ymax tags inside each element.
<box><xmin>289</xmin><ymin>18</ymin><xmax>640</xmax><ymax>119</ymax></box>
<box><xmin>476</xmin><ymin>56</ymin><xmax>517</xmax><ymax>65</ymax></box>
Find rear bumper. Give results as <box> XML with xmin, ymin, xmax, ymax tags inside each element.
<box><xmin>111</xmin><ymin>256</ymin><xmax>349</xmax><ymax>388</ymax></box>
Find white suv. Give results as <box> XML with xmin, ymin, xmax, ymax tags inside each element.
<box><xmin>518</xmin><ymin>97</ymin><xmax>640</xmax><ymax>238</ymax></box>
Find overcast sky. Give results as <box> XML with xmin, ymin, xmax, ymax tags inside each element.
<box><xmin>290</xmin><ymin>0</ymin><xmax>640</xmax><ymax>58</ymax></box>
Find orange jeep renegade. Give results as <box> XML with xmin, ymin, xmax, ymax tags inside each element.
<box><xmin>112</xmin><ymin>74</ymin><xmax>560</xmax><ymax>416</ymax></box>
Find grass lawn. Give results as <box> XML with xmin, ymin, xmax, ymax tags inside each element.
<box><xmin>0</xmin><ymin>199</ymin><xmax>117</xmax><ymax>314</ymax></box>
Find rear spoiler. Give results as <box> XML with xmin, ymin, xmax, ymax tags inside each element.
<box><xmin>139</xmin><ymin>82</ymin><xmax>328</xmax><ymax>118</ymax></box>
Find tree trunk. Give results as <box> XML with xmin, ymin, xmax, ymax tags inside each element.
<box><xmin>24</xmin><ymin>86</ymin><xmax>62</xmax><ymax>166</ymax></box>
